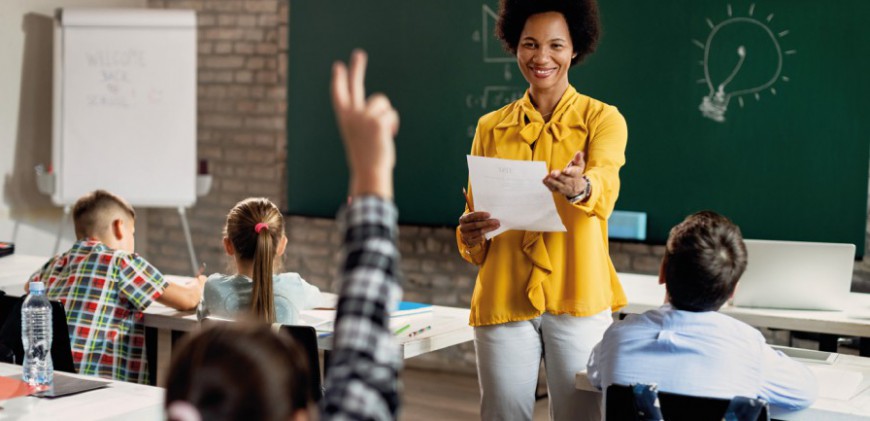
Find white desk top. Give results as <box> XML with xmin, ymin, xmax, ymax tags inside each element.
<box><xmin>0</xmin><ymin>254</ymin><xmax>46</xmax><ymax>293</ymax></box>
<box><xmin>619</xmin><ymin>272</ymin><xmax>870</xmax><ymax>337</ymax></box>
<box><xmin>575</xmin><ymin>351</ymin><xmax>870</xmax><ymax>420</ymax></box>
<box><xmin>0</xmin><ymin>363</ymin><xmax>163</xmax><ymax>420</ymax></box>
<box><xmin>144</xmin><ymin>293</ymin><xmax>474</xmax><ymax>359</ymax></box>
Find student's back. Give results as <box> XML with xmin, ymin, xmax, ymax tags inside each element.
<box><xmin>587</xmin><ymin>211</ymin><xmax>817</xmax><ymax>415</ymax></box>
<box><xmin>202</xmin><ymin>197</ymin><xmax>322</xmax><ymax>325</ymax></box>
<box><xmin>589</xmin><ymin>305</ymin><xmax>815</xmax><ymax>411</ymax></box>
<box><xmin>28</xmin><ymin>190</ymin><xmax>204</xmax><ymax>383</ymax></box>
<box><xmin>200</xmin><ymin>272</ymin><xmax>321</xmax><ymax>324</ymax></box>
<box><xmin>31</xmin><ymin>238</ymin><xmax>165</xmax><ymax>382</ymax></box>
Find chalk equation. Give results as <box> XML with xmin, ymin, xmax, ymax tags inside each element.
<box><xmin>466</xmin><ymin>86</ymin><xmax>525</xmax><ymax>110</ymax></box>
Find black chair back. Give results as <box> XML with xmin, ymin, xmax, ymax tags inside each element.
<box><xmin>606</xmin><ymin>384</ymin><xmax>769</xmax><ymax>421</ymax></box>
<box><xmin>0</xmin><ymin>294</ymin><xmax>77</xmax><ymax>373</ymax></box>
<box><xmin>278</xmin><ymin>324</ymin><xmax>322</xmax><ymax>401</ymax></box>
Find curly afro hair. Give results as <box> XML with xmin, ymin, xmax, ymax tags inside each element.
<box><xmin>496</xmin><ymin>0</ymin><xmax>601</xmax><ymax>66</ymax></box>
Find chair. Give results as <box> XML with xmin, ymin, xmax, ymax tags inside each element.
<box><xmin>0</xmin><ymin>293</ymin><xmax>77</xmax><ymax>373</ymax></box>
<box><xmin>605</xmin><ymin>384</ymin><xmax>769</xmax><ymax>421</ymax></box>
<box><xmin>277</xmin><ymin>324</ymin><xmax>323</xmax><ymax>402</ymax></box>
<box><xmin>202</xmin><ymin>318</ymin><xmax>324</xmax><ymax>401</ymax></box>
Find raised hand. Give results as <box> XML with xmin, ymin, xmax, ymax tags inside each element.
<box><xmin>331</xmin><ymin>50</ymin><xmax>399</xmax><ymax>199</ymax></box>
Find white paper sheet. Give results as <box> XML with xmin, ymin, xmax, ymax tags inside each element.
<box><xmin>467</xmin><ymin>155</ymin><xmax>567</xmax><ymax>239</ymax></box>
<box><xmin>807</xmin><ymin>365</ymin><xmax>864</xmax><ymax>400</ymax></box>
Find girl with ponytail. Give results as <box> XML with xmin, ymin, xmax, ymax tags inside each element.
<box><xmin>199</xmin><ymin>197</ymin><xmax>321</xmax><ymax>324</ymax></box>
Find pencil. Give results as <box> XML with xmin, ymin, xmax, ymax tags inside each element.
<box><xmin>408</xmin><ymin>325</ymin><xmax>432</xmax><ymax>337</ymax></box>
<box><xmin>393</xmin><ymin>323</ymin><xmax>411</xmax><ymax>336</ymax></box>
<box><xmin>462</xmin><ymin>187</ymin><xmax>474</xmax><ymax>212</ymax></box>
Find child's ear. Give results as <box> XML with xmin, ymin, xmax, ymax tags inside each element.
<box><xmin>658</xmin><ymin>258</ymin><xmax>667</xmax><ymax>285</ymax></box>
<box><xmin>112</xmin><ymin>219</ymin><xmax>125</xmax><ymax>241</ymax></box>
<box><xmin>276</xmin><ymin>235</ymin><xmax>288</xmax><ymax>256</ymax></box>
<box><xmin>223</xmin><ymin>237</ymin><xmax>235</xmax><ymax>256</ymax></box>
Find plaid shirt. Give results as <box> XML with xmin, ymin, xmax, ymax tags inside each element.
<box><xmin>322</xmin><ymin>196</ymin><xmax>403</xmax><ymax>420</ymax></box>
<box><xmin>28</xmin><ymin>239</ymin><xmax>167</xmax><ymax>383</ymax></box>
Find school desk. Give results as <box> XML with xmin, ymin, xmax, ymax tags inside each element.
<box><xmin>0</xmin><ymin>362</ymin><xmax>163</xmax><ymax>420</ymax></box>
<box><xmin>575</xmin><ymin>347</ymin><xmax>870</xmax><ymax>420</ymax></box>
<box><xmin>618</xmin><ymin>272</ymin><xmax>870</xmax><ymax>341</ymax></box>
<box><xmin>0</xmin><ymin>254</ymin><xmax>44</xmax><ymax>288</ymax></box>
<box><xmin>143</xmin><ymin>293</ymin><xmax>473</xmax><ymax>386</ymax></box>
<box><xmin>0</xmin><ymin>256</ymin><xmax>474</xmax><ymax>387</ymax></box>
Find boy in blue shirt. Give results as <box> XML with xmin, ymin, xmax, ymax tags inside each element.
<box><xmin>587</xmin><ymin>211</ymin><xmax>817</xmax><ymax>414</ymax></box>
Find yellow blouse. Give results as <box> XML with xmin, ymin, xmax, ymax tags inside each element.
<box><xmin>457</xmin><ymin>85</ymin><xmax>628</xmax><ymax>327</ymax></box>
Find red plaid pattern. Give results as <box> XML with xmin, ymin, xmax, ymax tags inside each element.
<box><xmin>29</xmin><ymin>239</ymin><xmax>167</xmax><ymax>383</ymax></box>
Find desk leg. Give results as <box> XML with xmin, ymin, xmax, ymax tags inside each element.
<box><xmin>860</xmin><ymin>338</ymin><xmax>870</xmax><ymax>357</ymax></box>
<box><xmin>818</xmin><ymin>334</ymin><xmax>838</xmax><ymax>352</ymax></box>
<box><xmin>156</xmin><ymin>329</ymin><xmax>173</xmax><ymax>387</ymax></box>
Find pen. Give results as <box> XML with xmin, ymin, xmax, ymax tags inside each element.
<box><xmin>407</xmin><ymin>325</ymin><xmax>431</xmax><ymax>337</ymax></box>
<box><xmin>394</xmin><ymin>323</ymin><xmax>411</xmax><ymax>336</ymax></box>
<box><xmin>462</xmin><ymin>187</ymin><xmax>474</xmax><ymax>212</ymax></box>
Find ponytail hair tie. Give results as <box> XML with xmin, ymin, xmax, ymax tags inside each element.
<box><xmin>254</xmin><ymin>223</ymin><xmax>269</xmax><ymax>234</ymax></box>
<box><xmin>167</xmin><ymin>401</ymin><xmax>202</xmax><ymax>421</ymax></box>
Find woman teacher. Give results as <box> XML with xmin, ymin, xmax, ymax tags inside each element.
<box><xmin>457</xmin><ymin>0</ymin><xmax>627</xmax><ymax>419</ymax></box>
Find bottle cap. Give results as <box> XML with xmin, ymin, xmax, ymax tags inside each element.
<box><xmin>29</xmin><ymin>281</ymin><xmax>45</xmax><ymax>293</ymax></box>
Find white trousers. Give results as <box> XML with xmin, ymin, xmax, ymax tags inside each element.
<box><xmin>474</xmin><ymin>310</ymin><xmax>612</xmax><ymax>421</ymax></box>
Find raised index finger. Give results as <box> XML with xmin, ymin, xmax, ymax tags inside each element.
<box><xmin>348</xmin><ymin>49</ymin><xmax>368</xmax><ymax>110</ymax></box>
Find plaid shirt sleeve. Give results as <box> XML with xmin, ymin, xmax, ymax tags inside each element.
<box><xmin>116</xmin><ymin>252</ymin><xmax>168</xmax><ymax>311</ymax></box>
<box><xmin>28</xmin><ymin>257</ymin><xmax>56</xmax><ymax>284</ymax></box>
<box><xmin>321</xmin><ymin>196</ymin><xmax>403</xmax><ymax>421</ymax></box>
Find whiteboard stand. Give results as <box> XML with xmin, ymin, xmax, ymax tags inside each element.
<box><xmin>177</xmin><ymin>207</ymin><xmax>198</xmax><ymax>275</ymax></box>
<box><xmin>52</xmin><ymin>206</ymin><xmax>71</xmax><ymax>256</ymax></box>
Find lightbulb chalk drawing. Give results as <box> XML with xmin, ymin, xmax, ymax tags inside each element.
<box><xmin>695</xmin><ymin>4</ymin><xmax>796</xmax><ymax>122</ymax></box>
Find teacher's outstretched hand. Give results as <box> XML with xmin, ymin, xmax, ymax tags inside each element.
<box><xmin>543</xmin><ymin>151</ymin><xmax>588</xmax><ymax>199</ymax></box>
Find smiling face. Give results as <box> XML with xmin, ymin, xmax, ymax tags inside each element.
<box><xmin>516</xmin><ymin>12</ymin><xmax>576</xmax><ymax>97</ymax></box>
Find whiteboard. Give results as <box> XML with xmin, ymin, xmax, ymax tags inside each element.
<box><xmin>52</xmin><ymin>8</ymin><xmax>197</xmax><ymax>207</ymax></box>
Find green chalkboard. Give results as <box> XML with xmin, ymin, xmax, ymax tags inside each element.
<box><xmin>287</xmin><ymin>0</ymin><xmax>870</xmax><ymax>255</ymax></box>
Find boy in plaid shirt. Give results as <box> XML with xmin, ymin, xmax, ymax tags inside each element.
<box><xmin>28</xmin><ymin>190</ymin><xmax>205</xmax><ymax>383</ymax></box>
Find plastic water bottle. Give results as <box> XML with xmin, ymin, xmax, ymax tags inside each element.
<box><xmin>22</xmin><ymin>281</ymin><xmax>53</xmax><ymax>389</ymax></box>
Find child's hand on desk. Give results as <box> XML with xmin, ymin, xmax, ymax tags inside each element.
<box><xmin>158</xmin><ymin>275</ymin><xmax>206</xmax><ymax>311</ymax></box>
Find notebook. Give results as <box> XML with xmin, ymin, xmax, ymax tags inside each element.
<box><xmin>731</xmin><ymin>239</ymin><xmax>855</xmax><ymax>311</ymax></box>
<box><xmin>9</xmin><ymin>372</ymin><xmax>109</xmax><ymax>398</ymax></box>
<box><xmin>392</xmin><ymin>301</ymin><xmax>433</xmax><ymax>317</ymax></box>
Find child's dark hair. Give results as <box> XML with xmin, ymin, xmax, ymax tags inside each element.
<box><xmin>496</xmin><ymin>0</ymin><xmax>601</xmax><ymax>66</ymax></box>
<box><xmin>224</xmin><ymin>198</ymin><xmax>284</xmax><ymax>323</ymax></box>
<box><xmin>165</xmin><ymin>321</ymin><xmax>312</xmax><ymax>421</ymax></box>
<box><xmin>72</xmin><ymin>189</ymin><xmax>136</xmax><ymax>239</ymax></box>
<box><xmin>664</xmin><ymin>211</ymin><xmax>748</xmax><ymax>312</ymax></box>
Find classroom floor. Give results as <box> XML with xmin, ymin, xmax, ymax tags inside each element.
<box><xmin>399</xmin><ymin>368</ymin><xmax>549</xmax><ymax>421</ymax></box>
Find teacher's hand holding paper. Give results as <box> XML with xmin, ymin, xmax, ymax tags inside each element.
<box><xmin>466</xmin><ymin>155</ymin><xmax>568</xmax><ymax>240</ymax></box>
<box><xmin>459</xmin><ymin>211</ymin><xmax>500</xmax><ymax>248</ymax></box>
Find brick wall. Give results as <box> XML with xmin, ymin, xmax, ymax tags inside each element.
<box><xmin>144</xmin><ymin>0</ymin><xmax>288</xmax><ymax>277</ymax></box>
<box><xmin>145</xmin><ymin>0</ymin><xmax>870</xmax><ymax>374</ymax></box>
